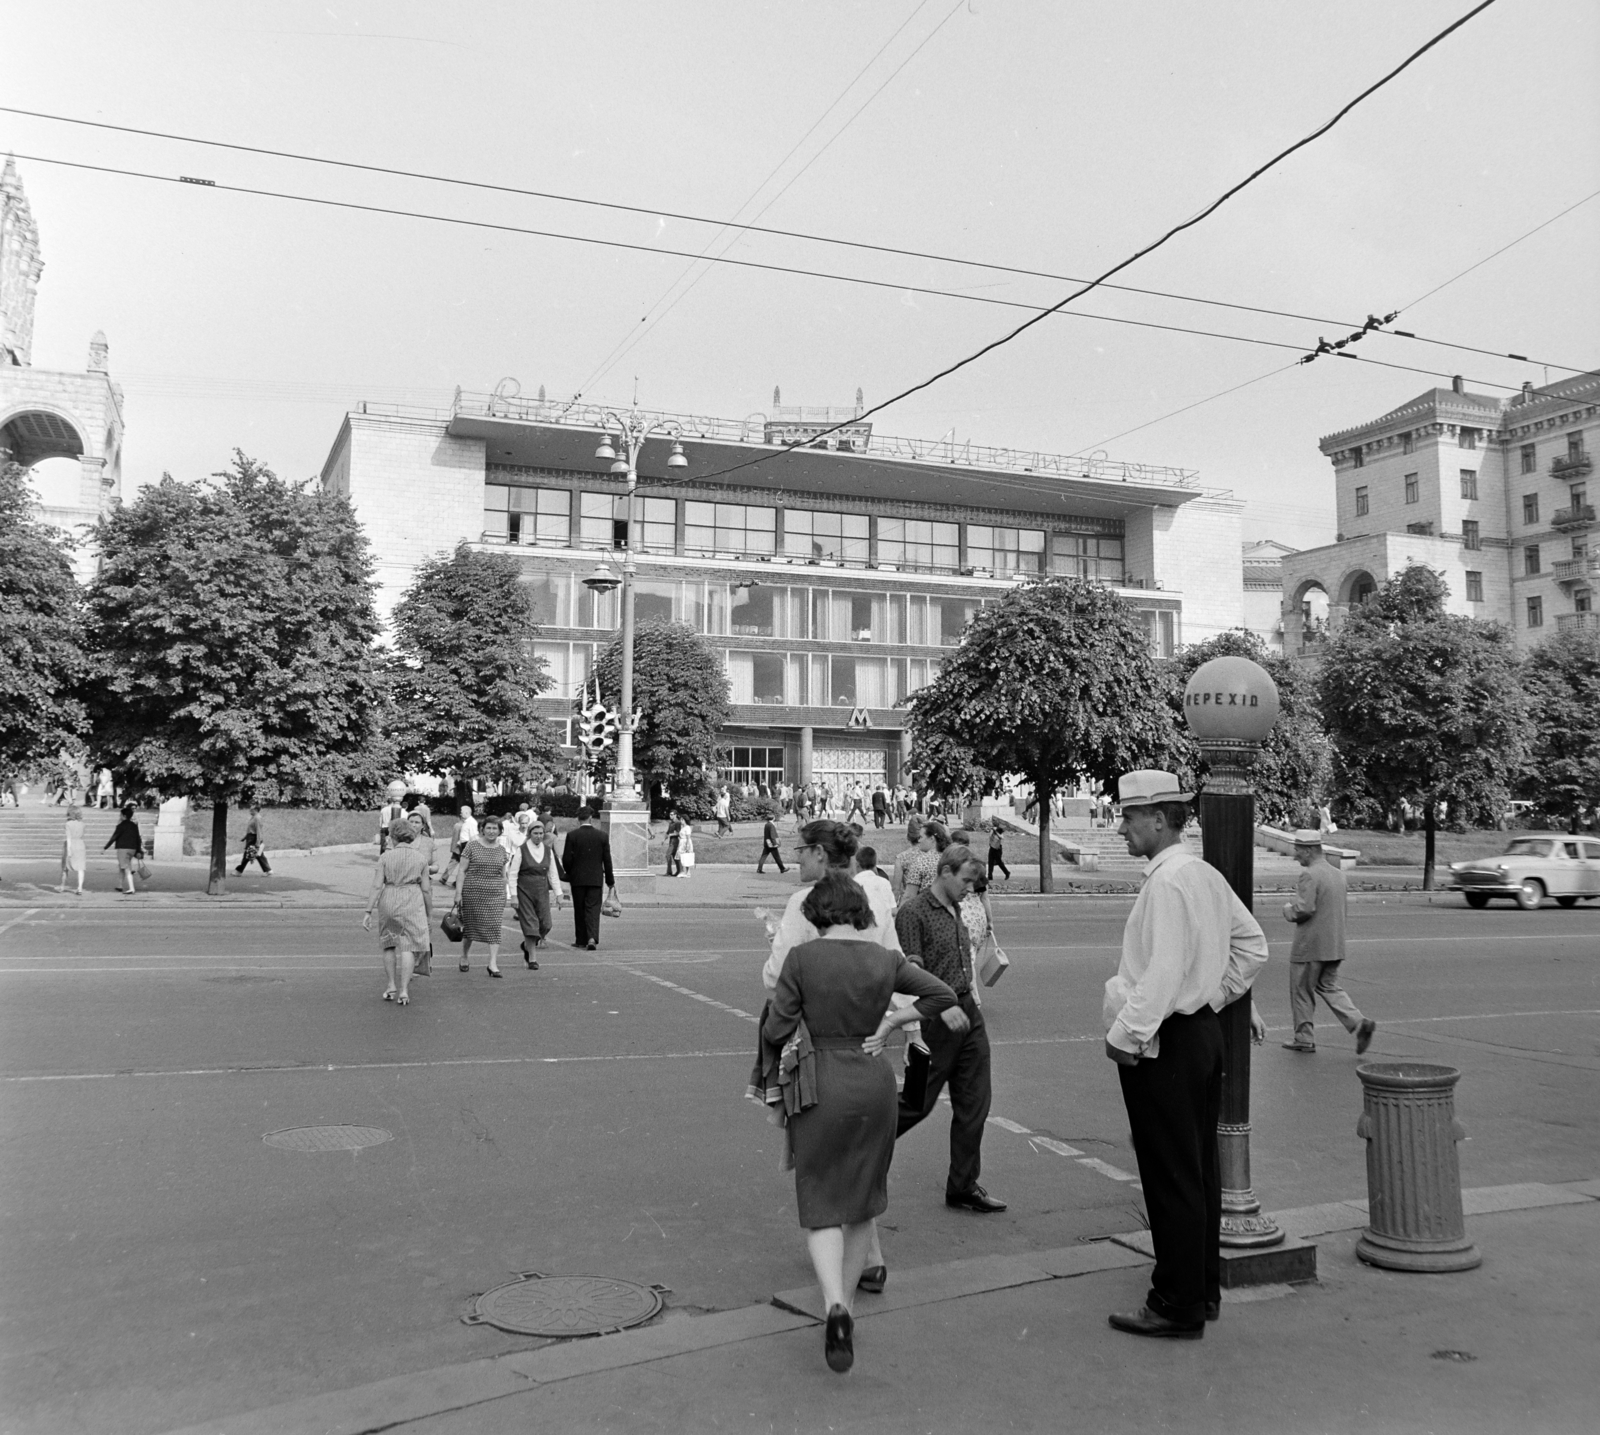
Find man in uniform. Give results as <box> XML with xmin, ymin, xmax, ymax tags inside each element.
<box><xmin>1103</xmin><ymin>770</ymin><xmax>1268</xmax><ymax>1339</ymax></box>
<box><xmin>1281</xmin><ymin>830</ymin><xmax>1375</xmax><ymax>1055</ymax></box>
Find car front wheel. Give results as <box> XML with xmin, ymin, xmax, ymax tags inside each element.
<box><xmin>1516</xmin><ymin>878</ymin><xmax>1545</xmax><ymax>911</ymax></box>
<box><xmin>1464</xmin><ymin>892</ymin><xmax>1489</xmax><ymax>909</ymax></box>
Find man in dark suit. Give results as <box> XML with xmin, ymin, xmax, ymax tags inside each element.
<box><xmin>561</xmin><ymin>807</ymin><xmax>616</xmax><ymax>950</ymax></box>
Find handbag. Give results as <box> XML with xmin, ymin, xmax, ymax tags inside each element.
<box><xmin>415</xmin><ymin>943</ymin><xmax>432</xmax><ymax>976</ymax></box>
<box><xmin>440</xmin><ymin>904</ymin><xmax>464</xmax><ymax>942</ymax></box>
<box><xmin>978</xmin><ymin>939</ymin><xmax>1010</xmax><ymax>988</ymax></box>
<box><xmin>901</xmin><ymin>1039</ymin><xmax>931</xmax><ymax>1110</ymax></box>
<box><xmin>601</xmin><ymin>889</ymin><xmax>623</xmax><ymax>919</ymax></box>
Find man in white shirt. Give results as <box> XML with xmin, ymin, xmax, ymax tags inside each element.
<box><xmin>1103</xmin><ymin>770</ymin><xmax>1268</xmax><ymax>1340</ymax></box>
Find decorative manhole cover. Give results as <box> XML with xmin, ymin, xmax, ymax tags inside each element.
<box><xmin>263</xmin><ymin>1125</ymin><xmax>393</xmax><ymax>1152</ymax></box>
<box><xmin>464</xmin><ymin>1273</ymin><xmax>668</xmax><ymax>1338</ymax></box>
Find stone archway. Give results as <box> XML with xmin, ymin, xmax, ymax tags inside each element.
<box><xmin>1285</xmin><ymin>578</ymin><xmax>1331</xmax><ymax>654</ymax></box>
<box><xmin>1339</xmin><ymin>569</ymin><xmax>1379</xmax><ymax>607</ymax></box>
<box><xmin>0</xmin><ymin>403</ymin><xmax>87</xmax><ymax>466</ymax></box>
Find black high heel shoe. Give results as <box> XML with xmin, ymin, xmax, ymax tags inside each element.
<box><xmin>824</xmin><ymin>1304</ymin><xmax>853</xmax><ymax>1372</ymax></box>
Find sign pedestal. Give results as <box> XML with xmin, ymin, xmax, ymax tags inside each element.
<box><xmin>602</xmin><ymin>795</ymin><xmax>654</xmax><ymax>895</ymax></box>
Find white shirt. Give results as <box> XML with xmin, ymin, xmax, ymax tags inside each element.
<box><xmin>457</xmin><ymin>814</ymin><xmax>478</xmax><ymax>846</ymax></box>
<box><xmin>762</xmin><ymin>871</ymin><xmax>903</xmax><ymax>989</ymax></box>
<box><xmin>1105</xmin><ymin>844</ymin><xmax>1268</xmax><ymax>1057</ymax></box>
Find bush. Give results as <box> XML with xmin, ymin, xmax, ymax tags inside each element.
<box><xmin>730</xmin><ymin>795</ymin><xmax>781</xmax><ymax>822</ymax></box>
<box><xmin>653</xmin><ymin>784</ymin><xmax>715</xmax><ymax>822</ymax></box>
<box><xmin>483</xmin><ymin>791</ymin><xmax>603</xmax><ymax>820</ymax></box>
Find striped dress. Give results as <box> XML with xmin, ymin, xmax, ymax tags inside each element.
<box><xmin>459</xmin><ymin>838</ymin><xmax>509</xmax><ymax>943</ymax></box>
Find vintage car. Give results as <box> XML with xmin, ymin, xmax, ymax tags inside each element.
<box><xmin>1446</xmin><ymin>834</ymin><xmax>1600</xmax><ymax>909</ymax></box>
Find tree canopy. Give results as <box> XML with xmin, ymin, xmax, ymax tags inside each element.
<box><xmin>1167</xmin><ymin>628</ymin><xmax>1333</xmax><ymax>828</ymax></box>
<box><xmin>905</xmin><ymin>576</ymin><xmax>1181</xmax><ymax>890</ymax></box>
<box><xmin>1319</xmin><ymin>565</ymin><xmax>1530</xmax><ymax>886</ymax></box>
<box><xmin>1519</xmin><ymin>627</ymin><xmax>1600</xmax><ymax>829</ymax></box>
<box><xmin>587</xmin><ymin>618</ymin><xmax>730</xmax><ymax>797</ymax></box>
<box><xmin>0</xmin><ymin>462</ymin><xmax>87</xmax><ymax>786</ymax></box>
<box><xmin>83</xmin><ymin>453</ymin><xmax>391</xmax><ymax>890</ymax></box>
<box><xmin>387</xmin><ymin>541</ymin><xmax>561</xmax><ymax>789</ymax></box>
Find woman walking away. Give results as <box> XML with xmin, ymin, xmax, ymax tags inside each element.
<box><xmin>987</xmin><ymin>819</ymin><xmax>1010</xmax><ymax>882</ymax></box>
<box><xmin>104</xmin><ymin>804</ymin><xmax>144</xmax><ymax>894</ymax></box>
<box><xmin>763</xmin><ymin>872</ymin><xmax>956</xmax><ymax>1372</ymax></box>
<box><xmin>60</xmin><ymin>805</ymin><xmax>87</xmax><ymax>894</ymax></box>
<box><xmin>509</xmin><ymin>816</ymin><xmax>566</xmax><ymax>966</ymax></box>
<box><xmin>456</xmin><ymin>814</ymin><xmax>510</xmax><ymax>976</ymax></box>
<box><xmin>364</xmin><ymin>817</ymin><xmax>434</xmax><ymax>1005</ymax></box>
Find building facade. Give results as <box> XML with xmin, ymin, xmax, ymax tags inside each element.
<box><xmin>1283</xmin><ymin>371</ymin><xmax>1598</xmax><ymax>655</ymax></box>
<box><xmin>322</xmin><ymin>390</ymin><xmax>1248</xmax><ymax>787</ymax></box>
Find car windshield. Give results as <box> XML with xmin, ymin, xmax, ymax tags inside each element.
<box><xmin>1503</xmin><ymin>839</ymin><xmax>1554</xmax><ymax>857</ymax></box>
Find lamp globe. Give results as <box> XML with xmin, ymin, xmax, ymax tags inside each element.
<box><xmin>1183</xmin><ymin>655</ymin><xmax>1279</xmax><ymax>743</ymax></box>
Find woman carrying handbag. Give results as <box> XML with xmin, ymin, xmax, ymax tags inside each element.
<box><xmin>454</xmin><ymin>815</ymin><xmax>510</xmax><ymax>977</ymax></box>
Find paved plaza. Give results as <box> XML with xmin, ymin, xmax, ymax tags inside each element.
<box><xmin>0</xmin><ymin>887</ymin><xmax>1596</xmax><ymax>1434</ymax></box>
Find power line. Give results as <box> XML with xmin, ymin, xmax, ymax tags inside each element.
<box><xmin>687</xmin><ymin>0</ymin><xmax>1507</xmax><ymax>484</ymax></box>
<box><xmin>578</xmin><ymin>0</ymin><xmax>966</xmax><ymax>399</ymax></box>
<box><xmin>4</xmin><ymin>78</ymin><xmax>1580</xmax><ymax>375</ymax></box>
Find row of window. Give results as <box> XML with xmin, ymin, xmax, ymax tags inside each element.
<box><xmin>522</xmin><ymin>569</ymin><xmax>989</xmax><ymax>646</ymax></box>
<box><xmin>1353</xmin><ymin>429</ymin><xmax>1586</xmax><ymax>471</ymax></box>
<box><xmin>726</xmin><ymin>652</ymin><xmax>942</xmax><ymax>708</ymax></box>
<box><xmin>1354</xmin><ymin>477</ymin><xmax>1590</xmax><ymax>534</ymax></box>
<box><xmin>484</xmin><ymin>483</ymin><xmax>1124</xmax><ymax>578</ymax></box>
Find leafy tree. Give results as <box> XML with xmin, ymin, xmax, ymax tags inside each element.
<box><xmin>83</xmin><ymin>453</ymin><xmax>391</xmax><ymax>893</ymax></box>
<box><xmin>586</xmin><ymin>619</ymin><xmax>731</xmax><ymax>800</ymax></box>
<box><xmin>0</xmin><ymin>463</ymin><xmax>88</xmax><ymax>785</ymax></box>
<box><xmin>1319</xmin><ymin>566</ymin><xmax>1530</xmax><ymax>888</ymax></box>
<box><xmin>387</xmin><ymin>542</ymin><xmax>562</xmax><ymax>792</ymax></box>
<box><xmin>1519</xmin><ymin>627</ymin><xmax>1600</xmax><ymax>829</ymax></box>
<box><xmin>1167</xmin><ymin>628</ymin><xmax>1333</xmax><ymax>828</ymax></box>
<box><xmin>905</xmin><ymin>577</ymin><xmax>1182</xmax><ymax>891</ymax></box>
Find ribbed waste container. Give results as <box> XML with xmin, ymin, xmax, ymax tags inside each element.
<box><xmin>1354</xmin><ymin>1062</ymin><xmax>1481</xmax><ymax>1272</ymax></box>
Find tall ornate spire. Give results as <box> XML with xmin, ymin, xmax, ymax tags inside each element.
<box><xmin>1</xmin><ymin>156</ymin><xmax>46</xmax><ymax>367</ymax></box>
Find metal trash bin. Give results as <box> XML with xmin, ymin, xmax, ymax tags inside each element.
<box><xmin>1354</xmin><ymin>1062</ymin><xmax>1481</xmax><ymax>1272</ymax></box>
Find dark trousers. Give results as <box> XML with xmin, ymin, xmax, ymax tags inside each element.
<box><xmin>987</xmin><ymin>851</ymin><xmax>1009</xmax><ymax>880</ymax></box>
<box><xmin>873</xmin><ymin>808</ymin><xmax>886</xmax><ymax>829</ymax></box>
<box><xmin>1117</xmin><ymin>1007</ymin><xmax>1223</xmax><ymax>1324</ymax></box>
<box><xmin>236</xmin><ymin>843</ymin><xmax>271</xmax><ymax>874</ymax></box>
<box><xmin>757</xmin><ymin>842</ymin><xmax>786</xmax><ymax>873</ymax></box>
<box><xmin>572</xmin><ymin>885</ymin><xmax>603</xmax><ymax>947</ymax></box>
<box><xmin>665</xmin><ymin>838</ymin><xmax>680</xmax><ymax>877</ymax></box>
<box><xmin>896</xmin><ymin>995</ymin><xmax>991</xmax><ymax>1195</ymax></box>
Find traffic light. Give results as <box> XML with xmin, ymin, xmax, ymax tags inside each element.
<box><xmin>577</xmin><ymin>701</ymin><xmax>615</xmax><ymax>756</ymax></box>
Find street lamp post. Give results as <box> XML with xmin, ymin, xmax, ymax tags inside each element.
<box><xmin>1183</xmin><ymin>654</ymin><xmax>1284</xmax><ymax>1249</ymax></box>
<box><xmin>583</xmin><ymin>408</ymin><xmax>687</xmax><ymax>876</ymax></box>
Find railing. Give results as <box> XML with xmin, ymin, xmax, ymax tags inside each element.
<box><xmin>1552</xmin><ymin>503</ymin><xmax>1596</xmax><ymax>530</ymax></box>
<box><xmin>1551</xmin><ymin>554</ymin><xmax>1600</xmax><ymax>583</ymax></box>
<box><xmin>1551</xmin><ymin>453</ymin><xmax>1592</xmax><ymax>477</ymax></box>
<box><xmin>450</xmin><ymin>390</ymin><xmax>1201</xmax><ymax>489</ymax></box>
<box><xmin>1555</xmin><ymin>611</ymin><xmax>1599</xmax><ymax>633</ymax></box>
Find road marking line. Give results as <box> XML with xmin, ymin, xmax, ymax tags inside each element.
<box><xmin>0</xmin><ymin>909</ymin><xmax>39</xmax><ymax>939</ymax></box>
<box><xmin>608</xmin><ymin>964</ymin><xmax>760</xmax><ymax>1023</ymax></box>
<box><xmin>1077</xmin><ymin>1157</ymin><xmax>1138</xmax><ymax>1181</ymax></box>
<box><xmin>1035</xmin><ymin>1137</ymin><xmax>1085</xmax><ymax>1158</ymax></box>
<box><xmin>988</xmin><ymin>1116</ymin><xmax>1032</xmax><ymax>1134</ymax></box>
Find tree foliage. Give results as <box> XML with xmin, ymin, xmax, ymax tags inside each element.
<box><xmin>905</xmin><ymin>577</ymin><xmax>1182</xmax><ymax>890</ymax></box>
<box><xmin>1319</xmin><ymin>566</ymin><xmax>1530</xmax><ymax>886</ymax></box>
<box><xmin>0</xmin><ymin>462</ymin><xmax>87</xmax><ymax>784</ymax></box>
<box><xmin>387</xmin><ymin>541</ymin><xmax>561</xmax><ymax>787</ymax></box>
<box><xmin>587</xmin><ymin>619</ymin><xmax>731</xmax><ymax>797</ymax></box>
<box><xmin>1167</xmin><ymin>628</ymin><xmax>1333</xmax><ymax>828</ymax></box>
<box><xmin>1519</xmin><ymin>627</ymin><xmax>1600</xmax><ymax>828</ymax></box>
<box><xmin>83</xmin><ymin>453</ymin><xmax>391</xmax><ymax>890</ymax></box>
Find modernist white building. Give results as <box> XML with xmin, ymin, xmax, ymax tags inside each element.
<box><xmin>1283</xmin><ymin>371</ymin><xmax>1599</xmax><ymax>654</ymax></box>
<box><xmin>321</xmin><ymin>390</ymin><xmax>1250</xmax><ymax>788</ymax></box>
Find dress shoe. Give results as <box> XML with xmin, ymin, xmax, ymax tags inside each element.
<box><xmin>1205</xmin><ymin>1300</ymin><xmax>1220</xmax><ymax>1322</ymax></box>
<box><xmin>946</xmin><ymin>1184</ymin><xmax>1007</xmax><ymax>1213</ymax></box>
<box><xmin>824</xmin><ymin>1304</ymin><xmax>854</xmax><ymax>1372</ymax></box>
<box><xmin>1108</xmin><ymin>1306</ymin><xmax>1204</xmax><ymax>1339</ymax></box>
<box><xmin>1281</xmin><ymin>1040</ymin><xmax>1316</xmax><ymax>1053</ymax></box>
<box><xmin>857</xmin><ymin>1264</ymin><xmax>887</xmax><ymax>1294</ymax></box>
<box><xmin>1355</xmin><ymin>1018</ymin><xmax>1377</xmax><ymax>1055</ymax></box>
<box><xmin>585</xmin><ymin>940</ymin><xmax>598</xmax><ymax>951</ymax></box>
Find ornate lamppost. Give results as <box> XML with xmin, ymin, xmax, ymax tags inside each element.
<box><xmin>581</xmin><ymin>408</ymin><xmax>688</xmax><ymax>874</ymax></box>
<box><xmin>1183</xmin><ymin>654</ymin><xmax>1284</xmax><ymax>1249</ymax></box>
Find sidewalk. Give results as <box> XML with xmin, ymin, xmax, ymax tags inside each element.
<box><xmin>159</xmin><ymin>1179</ymin><xmax>1599</xmax><ymax>1435</ymax></box>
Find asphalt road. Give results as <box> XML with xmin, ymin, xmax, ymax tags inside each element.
<box><xmin>1</xmin><ymin>897</ymin><xmax>1595</xmax><ymax>1435</ymax></box>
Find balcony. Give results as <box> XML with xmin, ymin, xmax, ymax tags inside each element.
<box><xmin>1552</xmin><ymin>503</ymin><xmax>1596</xmax><ymax>532</ymax></box>
<box><xmin>1551</xmin><ymin>452</ymin><xmax>1592</xmax><ymax>478</ymax></box>
<box><xmin>1552</xmin><ymin>554</ymin><xmax>1600</xmax><ymax>585</ymax></box>
<box><xmin>1555</xmin><ymin>612</ymin><xmax>1599</xmax><ymax>634</ymax></box>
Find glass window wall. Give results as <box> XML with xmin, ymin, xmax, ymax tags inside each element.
<box><xmin>484</xmin><ymin>484</ymin><xmax>571</xmax><ymax>546</ymax></box>
<box><xmin>580</xmin><ymin>492</ymin><xmax>622</xmax><ymax>549</ymax></box>
<box><xmin>685</xmin><ymin>501</ymin><xmax>776</xmax><ymax>557</ymax></box>
<box><xmin>522</xmin><ymin>571</ymin><xmax>571</xmax><ymax>627</ymax></box>
<box><xmin>966</xmin><ymin>523</ymin><xmax>1045</xmax><ymax>574</ymax></box>
<box><xmin>1050</xmin><ymin>534</ymin><xmax>1124</xmax><ymax>581</ymax></box>
<box><xmin>637</xmin><ymin>496</ymin><xmax>676</xmax><ymax>552</ymax></box>
<box><xmin>877</xmin><ymin>518</ymin><xmax>959</xmax><ymax>573</ymax></box>
<box><xmin>727</xmin><ymin>651</ymin><xmax>789</xmax><ymax>705</ymax></box>
<box><xmin>783</xmin><ymin>509</ymin><xmax>870</xmax><ymax>564</ymax></box>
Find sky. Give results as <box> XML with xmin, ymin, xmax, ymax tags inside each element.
<box><xmin>6</xmin><ymin>0</ymin><xmax>1598</xmax><ymax>550</ymax></box>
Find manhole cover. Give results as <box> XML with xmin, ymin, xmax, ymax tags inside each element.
<box><xmin>263</xmin><ymin>1125</ymin><xmax>393</xmax><ymax>1152</ymax></box>
<box><xmin>464</xmin><ymin>1273</ymin><xmax>668</xmax><ymax>1338</ymax></box>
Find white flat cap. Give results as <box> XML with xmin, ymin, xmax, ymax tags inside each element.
<box><xmin>1117</xmin><ymin>769</ymin><xmax>1194</xmax><ymax>806</ymax></box>
<box><xmin>1292</xmin><ymin>829</ymin><xmax>1323</xmax><ymax>846</ymax></box>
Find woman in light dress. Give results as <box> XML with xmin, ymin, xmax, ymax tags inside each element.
<box><xmin>59</xmin><ymin>805</ymin><xmax>87</xmax><ymax>894</ymax></box>
<box><xmin>363</xmin><ymin>817</ymin><xmax>434</xmax><ymax>1005</ymax></box>
<box><xmin>678</xmin><ymin>821</ymin><xmax>696</xmax><ymax>878</ymax></box>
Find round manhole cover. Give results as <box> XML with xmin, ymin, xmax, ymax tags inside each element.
<box><xmin>465</xmin><ymin>1274</ymin><xmax>667</xmax><ymax>1338</ymax></box>
<box><xmin>263</xmin><ymin>1125</ymin><xmax>393</xmax><ymax>1152</ymax></box>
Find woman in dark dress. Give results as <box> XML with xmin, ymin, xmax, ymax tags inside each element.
<box><xmin>507</xmin><ymin>816</ymin><xmax>566</xmax><ymax>966</ymax></box>
<box><xmin>454</xmin><ymin>815</ymin><xmax>510</xmax><ymax>976</ymax></box>
<box><xmin>764</xmin><ymin>872</ymin><xmax>956</xmax><ymax>1373</ymax></box>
